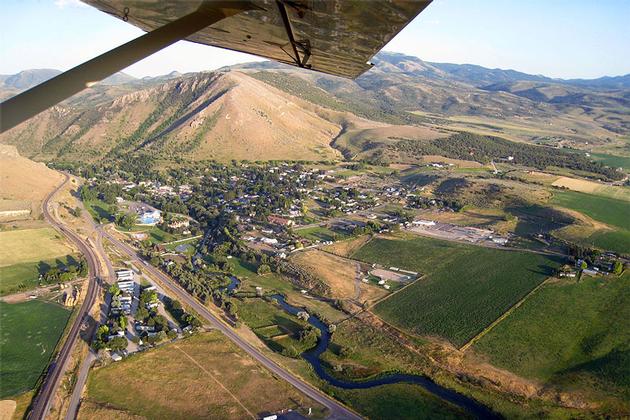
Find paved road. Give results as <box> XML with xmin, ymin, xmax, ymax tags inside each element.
<box><xmin>100</xmin><ymin>227</ymin><xmax>362</xmax><ymax>420</ymax></box>
<box><xmin>28</xmin><ymin>174</ymin><xmax>101</xmax><ymax>420</ymax></box>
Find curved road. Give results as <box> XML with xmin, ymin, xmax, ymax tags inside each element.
<box><xmin>28</xmin><ymin>174</ymin><xmax>101</xmax><ymax>420</ymax></box>
<box><xmin>100</xmin><ymin>228</ymin><xmax>362</xmax><ymax>420</ymax></box>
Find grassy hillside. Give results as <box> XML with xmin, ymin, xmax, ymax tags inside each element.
<box><xmin>354</xmin><ymin>236</ymin><xmax>561</xmax><ymax>346</ymax></box>
<box><xmin>0</xmin><ymin>300</ymin><xmax>71</xmax><ymax>398</ymax></box>
<box><xmin>473</xmin><ymin>274</ymin><xmax>630</xmax><ymax>409</ymax></box>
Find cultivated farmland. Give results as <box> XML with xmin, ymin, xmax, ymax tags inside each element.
<box><xmin>473</xmin><ymin>274</ymin><xmax>630</xmax><ymax>407</ymax></box>
<box><xmin>82</xmin><ymin>331</ymin><xmax>325</xmax><ymax>419</ymax></box>
<box><xmin>354</xmin><ymin>236</ymin><xmax>561</xmax><ymax>347</ymax></box>
<box><xmin>0</xmin><ymin>300</ymin><xmax>71</xmax><ymax>398</ymax></box>
<box><xmin>551</xmin><ymin>190</ymin><xmax>630</xmax><ymax>230</ymax></box>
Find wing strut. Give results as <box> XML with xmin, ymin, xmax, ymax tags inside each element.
<box><xmin>276</xmin><ymin>0</ymin><xmax>311</xmax><ymax>69</ymax></box>
<box><xmin>0</xmin><ymin>1</ymin><xmax>257</xmax><ymax>133</ymax></box>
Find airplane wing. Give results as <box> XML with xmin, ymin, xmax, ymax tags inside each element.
<box><xmin>83</xmin><ymin>0</ymin><xmax>431</xmax><ymax>79</ymax></box>
<box><xmin>1</xmin><ymin>0</ymin><xmax>431</xmax><ymax>132</ymax></box>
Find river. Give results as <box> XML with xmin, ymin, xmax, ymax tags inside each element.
<box><xmin>225</xmin><ymin>278</ymin><xmax>499</xmax><ymax>418</ymax></box>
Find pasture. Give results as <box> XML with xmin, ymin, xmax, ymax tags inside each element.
<box><xmin>354</xmin><ymin>236</ymin><xmax>561</xmax><ymax>347</ymax></box>
<box><xmin>0</xmin><ymin>300</ymin><xmax>71</xmax><ymax>398</ymax></box>
<box><xmin>237</xmin><ymin>298</ymin><xmax>318</xmax><ymax>355</ymax></box>
<box><xmin>0</xmin><ymin>254</ymin><xmax>80</xmax><ymax>296</ymax></box>
<box><xmin>587</xmin><ymin>230</ymin><xmax>630</xmax><ymax>255</ymax></box>
<box><xmin>83</xmin><ymin>331</ymin><xmax>325</xmax><ymax>419</ymax></box>
<box><xmin>335</xmin><ymin>384</ymin><xmax>466</xmax><ymax>420</ymax></box>
<box><xmin>551</xmin><ymin>190</ymin><xmax>630</xmax><ymax>230</ymax></box>
<box><xmin>591</xmin><ymin>152</ymin><xmax>630</xmax><ymax>171</ymax></box>
<box><xmin>0</xmin><ymin>228</ymin><xmax>74</xmax><ymax>267</ymax></box>
<box><xmin>473</xmin><ymin>274</ymin><xmax>630</xmax><ymax>404</ymax></box>
<box><xmin>551</xmin><ymin>177</ymin><xmax>630</xmax><ymax>201</ymax></box>
<box><xmin>295</xmin><ymin>225</ymin><xmax>348</xmax><ymax>242</ymax></box>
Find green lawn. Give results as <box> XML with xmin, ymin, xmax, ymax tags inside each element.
<box><xmin>354</xmin><ymin>236</ymin><xmax>561</xmax><ymax>347</ymax></box>
<box><xmin>551</xmin><ymin>190</ymin><xmax>630</xmax><ymax>230</ymax></box>
<box><xmin>296</xmin><ymin>226</ymin><xmax>349</xmax><ymax>242</ymax></box>
<box><xmin>122</xmin><ymin>225</ymin><xmax>178</xmax><ymax>244</ymax></box>
<box><xmin>473</xmin><ymin>274</ymin><xmax>630</xmax><ymax>402</ymax></box>
<box><xmin>0</xmin><ymin>300</ymin><xmax>71</xmax><ymax>398</ymax></box>
<box><xmin>84</xmin><ymin>199</ymin><xmax>114</xmax><ymax>223</ymax></box>
<box><xmin>0</xmin><ymin>254</ymin><xmax>81</xmax><ymax>296</ymax></box>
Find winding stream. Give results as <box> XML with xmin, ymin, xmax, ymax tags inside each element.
<box><xmin>225</xmin><ymin>277</ymin><xmax>499</xmax><ymax>418</ymax></box>
<box><xmin>269</xmin><ymin>294</ymin><xmax>500</xmax><ymax>419</ymax></box>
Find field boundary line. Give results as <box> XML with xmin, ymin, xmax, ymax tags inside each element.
<box><xmin>173</xmin><ymin>344</ymin><xmax>256</xmax><ymax>419</ymax></box>
<box><xmin>460</xmin><ymin>276</ymin><xmax>553</xmax><ymax>352</ymax></box>
<box><xmin>367</xmin><ymin>274</ymin><xmax>426</xmax><ymax>309</ymax></box>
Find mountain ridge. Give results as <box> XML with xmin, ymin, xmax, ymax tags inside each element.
<box><xmin>1</xmin><ymin>51</ymin><xmax>628</xmax><ymax>163</ymax></box>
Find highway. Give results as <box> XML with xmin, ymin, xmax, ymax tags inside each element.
<box><xmin>100</xmin><ymin>227</ymin><xmax>362</xmax><ymax>420</ymax></box>
<box><xmin>28</xmin><ymin>174</ymin><xmax>101</xmax><ymax>420</ymax></box>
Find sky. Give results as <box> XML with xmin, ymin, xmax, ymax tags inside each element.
<box><xmin>1</xmin><ymin>0</ymin><xmax>629</xmax><ymax>79</ymax></box>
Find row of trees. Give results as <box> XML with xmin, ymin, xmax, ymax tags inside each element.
<box><xmin>392</xmin><ymin>132</ymin><xmax>625</xmax><ymax>181</ymax></box>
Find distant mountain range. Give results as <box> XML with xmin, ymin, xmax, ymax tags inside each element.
<box><xmin>1</xmin><ymin>51</ymin><xmax>628</xmax><ymax>163</ymax></box>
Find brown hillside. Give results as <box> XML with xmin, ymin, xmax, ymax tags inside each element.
<box><xmin>0</xmin><ymin>145</ymin><xmax>63</xmax><ymax>219</ymax></box>
<box><xmin>0</xmin><ymin>72</ymin><xmax>344</xmax><ymax>162</ymax></box>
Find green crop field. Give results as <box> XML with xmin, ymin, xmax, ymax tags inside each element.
<box><xmin>591</xmin><ymin>152</ymin><xmax>630</xmax><ymax>171</ymax></box>
<box><xmin>551</xmin><ymin>190</ymin><xmax>630</xmax><ymax>230</ymax></box>
<box><xmin>0</xmin><ymin>228</ymin><xmax>74</xmax><ymax>267</ymax></box>
<box><xmin>0</xmin><ymin>254</ymin><xmax>80</xmax><ymax>296</ymax></box>
<box><xmin>0</xmin><ymin>300</ymin><xmax>71</xmax><ymax>398</ymax></box>
<box><xmin>296</xmin><ymin>226</ymin><xmax>349</xmax><ymax>242</ymax></box>
<box><xmin>354</xmin><ymin>236</ymin><xmax>561</xmax><ymax>347</ymax></box>
<box><xmin>473</xmin><ymin>274</ymin><xmax>630</xmax><ymax>402</ymax></box>
<box><xmin>585</xmin><ymin>230</ymin><xmax>630</xmax><ymax>256</ymax></box>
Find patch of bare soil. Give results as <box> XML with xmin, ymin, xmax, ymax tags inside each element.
<box><xmin>0</xmin><ymin>400</ymin><xmax>16</xmax><ymax>420</ymax></box>
<box><xmin>322</xmin><ymin>235</ymin><xmax>372</xmax><ymax>258</ymax></box>
<box><xmin>291</xmin><ymin>250</ymin><xmax>356</xmax><ymax>300</ymax></box>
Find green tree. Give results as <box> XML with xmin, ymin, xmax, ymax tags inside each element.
<box><xmin>613</xmin><ymin>261</ymin><xmax>623</xmax><ymax>275</ymax></box>
<box><xmin>115</xmin><ymin>212</ymin><xmax>137</xmax><ymax>229</ymax></box>
<box><xmin>257</xmin><ymin>264</ymin><xmax>271</xmax><ymax>275</ymax></box>
<box><xmin>108</xmin><ymin>336</ymin><xmax>128</xmax><ymax>351</ymax></box>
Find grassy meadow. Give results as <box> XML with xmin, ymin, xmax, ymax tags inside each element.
<box><xmin>334</xmin><ymin>384</ymin><xmax>468</xmax><ymax>420</ymax></box>
<box><xmin>0</xmin><ymin>300</ymin><xmax>71</xmax><ymax>398</ymax></box>
<box><xmin>473</xmin><ymin>274</ymin><xmax>630</xmax><ymax>407</ymax></box>
<box><xmin>354</xmin><ymin>236</ymin><xmax>561</xmax><ymax>347</ymax></box>
<box><xmin>0</xmin><ymin>228</ymin><xmax>74</xmax><ymax>267</ymax></box>
<box><xmin>83</xmin><ymin>331</ymin><xmax>325</xmax><ymax>419</ymax></box>
<box><xmin>0</xmin><ymin>254</ymin><xmax>80</xmax><ymax>295</ymax></box>
<box><xmin>296</xmin><ymin>225</ymin><xmax>349</xmax><ymax>242</ymax></box>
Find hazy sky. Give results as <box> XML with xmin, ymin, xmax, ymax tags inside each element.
<box><xmin>1</xmin><ymin>0</ymin><xmax>629</xmax><ymax>79</ymax></box>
